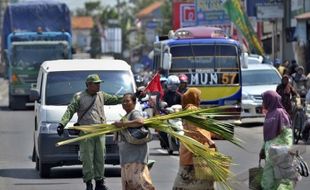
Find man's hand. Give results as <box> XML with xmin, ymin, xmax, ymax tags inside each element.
<box><xmin>57</xmin><ymin>123</ymin><xmax>64</xmax><ymax>136</ymax></box>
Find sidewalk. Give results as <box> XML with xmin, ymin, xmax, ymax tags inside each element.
<box><xmin>0</xmin><ymin>78</ymin><xmax>8</xmax><ymax>101</ymax></box>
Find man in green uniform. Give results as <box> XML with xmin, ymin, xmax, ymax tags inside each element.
<box><xmin>57</xmin><ymin>74</ymin><xmax>121</xmax><ymax>190</ymax></box>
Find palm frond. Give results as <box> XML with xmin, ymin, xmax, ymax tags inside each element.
<box><xmin>56</xmin><ymin>106</ymin><xmax>243</xmax><ymax>190</ymax></box>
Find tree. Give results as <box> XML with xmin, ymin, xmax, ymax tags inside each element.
<box><xmin>89</xmin><ymin>25</ymin><xmax>102</xmax><ymax>58</ymax></box>
<box><xmin>160</xmin><ymin>0</ymin><xmax>172</xmax><ymax>35</ymax></box>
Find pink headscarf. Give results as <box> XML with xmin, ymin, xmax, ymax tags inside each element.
<box><xmin>262</xmin><ymin>90</ymin><xmax>291</xmax><ymax>141</ymax></box>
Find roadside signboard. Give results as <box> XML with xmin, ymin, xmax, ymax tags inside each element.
<box><xmin>256</xmin><ymin>3</ymin><xmax>284</xmax><ymax>20</ymax></box>
<box><xmin>172</xmin><ymin>0</ymin><xmax>196</xmax><ymax>30</ymax></box>
<box><xmin>195</xmin><ymin>0</ymin><xmax>230</xmax><ymax>26</ymax></box>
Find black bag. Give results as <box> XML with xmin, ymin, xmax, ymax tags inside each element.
<box><xmin>127</xmin><ymin>127</ymin><xmax>149</xmax><ymax>139</ymax></box>
<box><xmin>121</xmin><ymin>110</ymin><xmax>152</xmax><ymax>144</ymax></box>
<box><xmin>122</xmin><ymin>127</ymin><xmax>152</xmax><ymax>144</ymax></box>
<box><xmin>249</xmin><ymin>159</ymin><xmax>263</xmax><ymax>190</ymax></box>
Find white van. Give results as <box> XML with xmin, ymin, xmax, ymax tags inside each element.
<box><xmin>30</xmin><ymin>59</ymin><xmax>136</xmax><ymax>178</ymax></box>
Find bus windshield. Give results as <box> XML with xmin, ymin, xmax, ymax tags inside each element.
<box><xmin>12</xmin><ymin>43</ymin><xmax>68</xmax><ymax>67</ymax></box>
<box><xmin>170</xmin><ymin>44</ymin><xmax>239</xmax><ymax>85</ymax></box>
<box><xmin>170</xmin><ymin>44</ymin><xmax>238</xmax><ymax>70</ymax></box>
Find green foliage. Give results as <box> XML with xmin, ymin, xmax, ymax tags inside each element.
<box><xmin>89</xmin><ymin>26</ymin><xmax>101</xmax><ymax>58</ymax></box>
<box><xmin>160</xmin><ymin>0</ymin><xmax>172</xmax><ymax>35</ymax></box>
<box><xmin>85</xmin><ymin>1</ymin><xmax>101</xmax><ymax>14</ymax></box>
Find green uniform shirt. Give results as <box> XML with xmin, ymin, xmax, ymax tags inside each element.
<box><xmin>60</xmin><ymin>90</ymin><xmax>122</xmax><ymax>126</ymax></box>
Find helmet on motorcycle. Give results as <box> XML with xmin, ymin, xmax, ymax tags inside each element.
<box><xmin>179</xmin><ymin>74</ymin><xmax>188</xmax><ymax>83</ymax></box>
<box><xmin>167</xmin><ymin>75</ymin><xmax>180</xmax><ymax>91</ymax></box>
<box><xmin>167</xmin><ymin>75</ymin><xmax>180</xmax><ymax>85</ymax></box>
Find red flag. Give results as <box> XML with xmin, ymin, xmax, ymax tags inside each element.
<box><xmin>144</xmin><ymin>72</ymin><xmax>164</xmax><ymax>98</ymax></box>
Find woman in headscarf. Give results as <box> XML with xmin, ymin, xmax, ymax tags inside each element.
<box><xmin>259</xmin><ymin>90</ymin><xmax>294</xmax><ymax>190</ymax></box>
<box><xmin>276</xmin><ymin>75</ymin><xmax>299</xmax><ymax>117</ymax></box>
<box><xmin>172</xmin><ymin>88</ymin><xmax>216</xmax><ymax>190</ymax></box>
<box><xmin>113</xmin><ymin>93</ymin><xmax>155</xmax><ymax>190</ymax></box>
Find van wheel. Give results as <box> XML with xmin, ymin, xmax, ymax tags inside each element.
<box><xmin>39</xmin><ymin>159</ymin><xmax>51</xmax><ymax>178</ymax></box>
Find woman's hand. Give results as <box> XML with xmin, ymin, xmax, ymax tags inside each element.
<box><xmin>113</xmin><ymin>121</ymin><xmax>124</xmax><ymax>128</ymax></box>
<box><xmin>209</xmin><ymin>143</ymin><xmax>217</xmax><ymax>151</ymax></box>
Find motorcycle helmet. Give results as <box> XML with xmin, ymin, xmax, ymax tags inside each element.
<box><xmin>179</xmin><ymin>74</ymin><xmax>188</xmax><ymax>83</ymax></box>
<box><xmin>167</xmin><ymin>75</ymin><xmax>180</xmax><ymax>91</ymax></box>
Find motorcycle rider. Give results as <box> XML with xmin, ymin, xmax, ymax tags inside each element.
<box><xmin>160</xmin><ymin>75</ymin><xmax>182</xmax><ymax>150</ymax></box>
<box><xmin>163</xmin><ymin>75</ymin><xmax>181</xmax><ymax>107</ymax></box>
<box><xmin>177</xmin><ymin>74</ymin><xmax>188</xmax><ymax>94</ymax></box>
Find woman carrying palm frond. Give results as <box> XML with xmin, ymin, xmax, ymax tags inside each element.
<box><xmin>113</xmin><ymin>93</ymin><xmax>155</xmax><ymax>190</ymax></box>
<box><xmin>172</xmin><ymin>88</ymin><xmax>216</xmax><ymax>190</ymax></box>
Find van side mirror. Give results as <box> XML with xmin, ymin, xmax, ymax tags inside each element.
<box><xmin>241</xmin><ymin>52</ymin><xmax>248</xmax><ymax>68</ymax></box>
<box><xmin>29</xmin><ymin>89</ymin><xmax>40</xmax><ymax>102</ymax></box>
<box><xmin>163</xmin><ymin>52</ymin><xmax>171</xmax><ymax>70</ymax></box>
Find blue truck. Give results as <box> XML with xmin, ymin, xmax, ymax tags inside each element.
<box><xmin>1</xmin><ymin>1</ymin><xmax>72</xmax><ymax>109</ymax></box>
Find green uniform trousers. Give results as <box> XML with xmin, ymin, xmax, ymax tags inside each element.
<box><xmin>80</xmin><ymin>135</ymin><xmax>106</xmax><ymax>182</ymax></box>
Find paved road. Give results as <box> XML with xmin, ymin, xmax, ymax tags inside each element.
<box><xmin>0</xmin><ymin>78</ymin><xmax>310</xmax><ymax>190</ymax></box>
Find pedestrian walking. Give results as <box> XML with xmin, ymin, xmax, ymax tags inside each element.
<box><xmin>259</xmin><ymin>90</ymin><xmax>295</xmax><ymax>190</ymax></box>
<box><xmin>172</xmin><ymin>88</ymin><xmax>216</xmax><ymax>190</ymax></box>
<box><xmin>57</xmin><ymin>73</ymin><xmax>122</xmax><ymax>190</ymax></box>
<box><xmin>276</xmin><ymin>75</ymin><xmax>299</xmax><ymax>118</ymax></box>
<box><xmin>113</xmin><ymin>93</ymin><xmax>156</xmax><ymax>190</ymax></box>
<box><xmin>160</xmin><ymin>75</ymin><xmax>182</xmax><ymax>149</ymax></box>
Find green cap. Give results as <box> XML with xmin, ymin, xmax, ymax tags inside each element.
<box><xmin>86</xmin><ymin>74</ymin><xmax>103</xmax><ymax>83</ymax></box>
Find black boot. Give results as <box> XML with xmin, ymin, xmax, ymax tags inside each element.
<box><xmin>86</xmin><ymin>181</ymin><xmax>93</xmax><ymax>190</ymax></box>
<box><xmin>95</xmin><ymin>179</ymin><xmax>109</xmax><ymax>190</ymax></box>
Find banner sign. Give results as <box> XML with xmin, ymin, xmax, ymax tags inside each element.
<box><xmin>223</xmin><ymin>0</ymin><xmax>264</xmax><ymax>55</ymax></box>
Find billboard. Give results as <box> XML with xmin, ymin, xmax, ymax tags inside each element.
<box><xmin>172</xmin><ymin>0</ymin><xmax>196</xmax><ymax>30</ymax></box>
<box><xmin>195</xmin><ymin>0</ymin><xmax>230</xmax><ymax>26</ymax></box>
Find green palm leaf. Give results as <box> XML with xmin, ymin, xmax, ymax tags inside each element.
<box><xmin>56</xmin><ymin>106</ymin><xmax>243</xmax><ymax>190</ymax></box>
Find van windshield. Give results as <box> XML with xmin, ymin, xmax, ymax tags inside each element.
<box><xmin>45</xmin><ymin>71</ymin><xmax>134</xmax><ymax>105</ymax></box>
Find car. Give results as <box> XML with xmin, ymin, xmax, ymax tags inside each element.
<box><xmin>247</xmin><ymin>54</ymin><xmax>263</xmax><ymax>64</ymax></box>
<box><xmin>30</xmin><ymin>59</ymin><xmax>137</xmax><ymax>178</ymax></box>
<box><xmin>241</xmin><ymin>64</ymin><xmax>282</xmax><ymax>123</ymax></box>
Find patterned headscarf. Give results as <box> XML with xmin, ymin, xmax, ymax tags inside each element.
<box><xmin>181</xmin><ymin>88</ymin><xmax>201</xmax><ymax>109</ymax></box>
<box><xmin>262</xmin><ymin>90</ymin><xmax>291</xmax><ymax>141</ymax></box>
